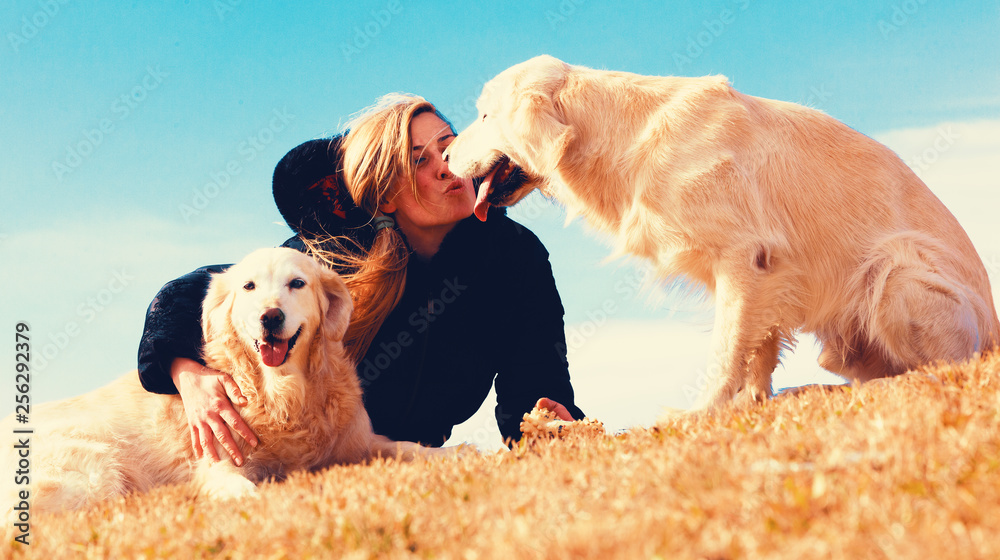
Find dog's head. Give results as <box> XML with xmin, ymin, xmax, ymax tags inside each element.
<box><xmin>445</xmin><ymin>55</ymin><xmax>574</xmax><ymax>221</ymax></box>
<box><xmin>202</xmin><ymin>248</ymin><xmax>352</xmax><ymax>370</ymax></box>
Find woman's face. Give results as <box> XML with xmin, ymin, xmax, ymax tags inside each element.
<box><xmin>380</xmin><ymin>111</ymin><xmax>476</xmax><ymax>232</ymax></box>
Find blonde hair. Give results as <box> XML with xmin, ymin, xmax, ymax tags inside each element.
<box><xmin>306</xmin><ymin>94</ymin><xmax>452</xmax><ymax>364</ymax></box>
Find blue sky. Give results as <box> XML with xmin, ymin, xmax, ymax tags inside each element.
<box><xmin>3</xmin><ymin>1</ymin><xmax>999</xmax><ymax>449</ymax></box>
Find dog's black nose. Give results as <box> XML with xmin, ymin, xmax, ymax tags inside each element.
<box><xmin>260</xmin><ymin>308</ymin><xmax>285</xmax><ymax>332</ymax></box>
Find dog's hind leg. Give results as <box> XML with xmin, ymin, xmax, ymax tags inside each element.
<box><xmin>26</xmin><ymin>439</ymin><xmax>131</xmax><ymax>513</ymax></box>
<box><xmin>817</xmin><ymin>334</ymin><xmax>897</xmax><ymax>383</ymax></box>
<box><xmin>855</xmin><ymin>233</ymin><xmax>983</xmax><ymax>380</ymax></box>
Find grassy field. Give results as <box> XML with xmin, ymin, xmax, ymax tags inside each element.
<box><xmin>7</xmin><ymin>350</ymin><xmax>1000</xmax><ymax>559</ymax></box>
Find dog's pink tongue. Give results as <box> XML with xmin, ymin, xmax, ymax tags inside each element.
<box><xmin>473</xmin><ymin>169</ymin><xmax>496</xmax><ymax>222</ymax></box>
<box><xmin>260</xmin><ymin>341</ymin><xmax>288</xmax><ymax>367</ymax></box>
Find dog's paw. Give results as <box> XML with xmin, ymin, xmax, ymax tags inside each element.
<box><xmin>434</xmin><ymin>443</ymin><xmax>477</xmax><ymax>458</ymax></box>
<box><xmin>202</xmin><ymin>475</ymin><xmax>259</xmax><ymax>501</ymax></box>
<box><xmin>195</xmin><ymin>460</ymin><xmax>260</xmax><ymax>501</ymax></box>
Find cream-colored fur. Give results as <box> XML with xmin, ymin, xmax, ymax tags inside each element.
<box><xmin>2</xmin><ymin>248</ymin><xmax>443</xmax><ymax>515</ymax></box>
<box><xmin>445</xmin><ymin>55</ymin><xmax>999</xmax><ymax>410</ymax></box>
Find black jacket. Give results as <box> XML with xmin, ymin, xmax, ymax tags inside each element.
<box><xmin>137</xmin><ymin>214</ymin><xmax>583</xmax><ymax>445</ymax></box>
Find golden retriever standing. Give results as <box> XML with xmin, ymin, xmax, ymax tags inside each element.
<box><xmin>2</xmin><ymin>248</ymin><xmax>441</xmax><ymax>515</ymax></box>
<box><xmin>445</xmin><ymin>55</ymin><xmax>999</xmax><ymax>410</ymax></box>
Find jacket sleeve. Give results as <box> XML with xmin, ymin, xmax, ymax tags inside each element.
<box><xmin>136</xmin><ymin>264</ymin><xmax>230</xmax><ymax>394</ymax></box>
<box><xmin>492</xmin><ymin>228</ymin><xmax>584</xmax><ymax>443</ymax></box>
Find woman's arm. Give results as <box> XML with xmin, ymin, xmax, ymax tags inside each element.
<box><xmin>136</xmin><ymin>264</ymin><xmax>257</xmax><ymax>463</ymax></box>
<box><xmin>492</xmin><ymin>226</ymin><xmax>585</xmax><ymax>443</ymax></box>
<box><xmin>137</xmin><ymin>265</ymin><xmax>225</xmax><ymax>393</ymax></box>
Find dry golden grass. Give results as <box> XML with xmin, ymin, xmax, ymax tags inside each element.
<box><xmin>8</xmin><ymin>350</ymin><xmax>1000</xmax><ymax>559</ymax></box>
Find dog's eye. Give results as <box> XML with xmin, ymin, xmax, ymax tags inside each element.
<box><xmin>289</xmin><ymin>278</ymin><xmax>306</xmax><ymax>289</ymax></box>
<box><xmin>243</xmin><ymin>281</ymin><xmax>255</xmax><ymax>291</ymax></box>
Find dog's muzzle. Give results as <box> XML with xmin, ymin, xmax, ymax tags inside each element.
<box><xmin>254</xmin><ymin>308</ymin><xmax>300</xmax><ymax>368</ymax></box>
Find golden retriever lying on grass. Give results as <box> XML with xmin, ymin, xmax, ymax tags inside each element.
<box><xmin>2</xmin><ymin>248</ymin><xmax>441</xmax><ymax>515</ymax></box>
<box><xmin>445</xmin><ymin>55</ymin><xmax>999</xmax><ymax>410</ymax></box>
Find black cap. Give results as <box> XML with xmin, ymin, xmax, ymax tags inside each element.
<box><xmin>272</xmin><ymin>135</ymin><xmax>377</xmax><ymax>246</ymax></box>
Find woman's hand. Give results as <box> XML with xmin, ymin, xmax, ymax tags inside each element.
<box><xmin>170</xmin><ymin>357</ymin><xmax>258</xmax><ymax>466</ymax></box>
<box><xmin>534</xmin><ymin>397</ymin><xmax>574</xmax><ymax>421</ymax></box>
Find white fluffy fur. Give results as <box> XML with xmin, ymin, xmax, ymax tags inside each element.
<box><xmin>445</xmin><ymin>55</ymin><xmax>999</xmax><ymax>409</ymax></box>
<box><xmin>2</xmin><ymin>248</ymin><xmax>441</xmax><ymax>515</ymax></box>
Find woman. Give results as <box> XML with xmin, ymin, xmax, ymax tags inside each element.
<box><xmin>138</xmin><ymin>94</ymin><xmax>583</xmax><ymax>465</ymax></box>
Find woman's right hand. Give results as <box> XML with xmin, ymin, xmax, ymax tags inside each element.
<box><xmin>170</xmin><ymin>357</ymin><xmax>258</xmax><ymax>466</ymax></box>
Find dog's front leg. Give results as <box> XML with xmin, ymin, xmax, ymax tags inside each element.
<box><xmin>693</xmin><ymin>267</ymin><xmax>781</xmax><ymax>410</ymax></box>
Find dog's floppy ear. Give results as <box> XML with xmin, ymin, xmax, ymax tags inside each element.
<box><xmin>202</xmin><ymin>269</ymin><xmax>237</xmax><ymax>342</ymax></box>
<box><xmin>317</xmin><ymin>266</ymin><xmax>353</xmax><ymax>342</ymax></box>
<box><xmin>509</xmin><ymin>58</ymin><xmax>575</xmax><ymax>175</ymax></box>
